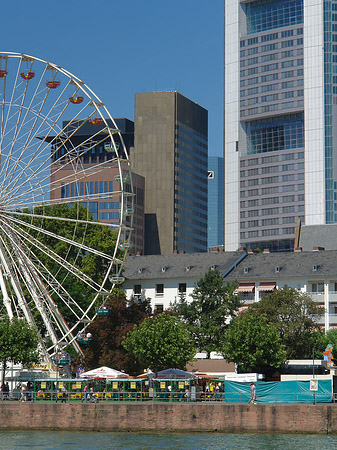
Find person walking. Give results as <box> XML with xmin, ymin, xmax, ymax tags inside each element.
<box><xmin>82</xmin><ymin>384</ymin><xmax>89</xmax><ymax>403</ymax></box>
<box><xmin>61</xmin><ymin>385</ymin><xmax>67</xmax><ymax>403</ymax></box>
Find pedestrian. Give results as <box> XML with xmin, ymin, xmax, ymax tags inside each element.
<box><xmin>248</xmin><ymin>382</ymin><xmax>256</xmax><ymax>404</ymax></box>
<box><xmin>61</xmin><ymin>385</ymin><xmax>67</xmax><ymax>403</ymax></box>
<box><xmin>82</xmin><ymin>384</ymin><xmax>89</xmax><ymax>403</ymax></box>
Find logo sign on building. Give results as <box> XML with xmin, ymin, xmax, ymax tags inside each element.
<box><xmin>208</xmin><ymin>171</ymin><xmax>214</xmax><ymax>179</ymax></box>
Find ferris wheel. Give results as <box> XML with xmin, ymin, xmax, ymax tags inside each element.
<box><xmin>0</xmin><ymin>51</ymin><xmax>133</xmax><ymax>362</ymax></box>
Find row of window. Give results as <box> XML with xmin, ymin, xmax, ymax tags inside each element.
<box><xmin>241</xmin><ymin>100</ymin><xmax>304</xmax><ymax>117</ymax></box>
<box><xmin>61</xmin><ymin>181</ymin><xmax>115</xmax><ymax>198</ymax></box>
<box><xmin>241</xmin><ymin>206</ymin><xmax>304</xmax><ymax>216</ymax></box>
<box><xmin>240</xmin><ymin>194</ymin><xmax>304</xmax><ymax>207</ymax></box>
<box><xmin>241</xmin><ymin>70</ymin><xmax>303</xmax><ymax>87</ymax></box>
<box><xmin>241</xmin><ymin>216</ymin><xmax>300</xmax><ymax>227</ymax></box>
<box><xmin>240</xmin><ymin>90</ymin><xmax>303</xmax><ymax>106</ymax></box>
<box><xmin>240</xmin><ymin>184</ymin><xmax>304</xmax><ymax>194</ymax></box>
<box><xmin>241</xmin><ymin>164</ymin><xmax>304</xmax><ymax>177</ymax></box>
<box><xmin>241</xmin><ymin>151</ymin><xmax>304</xmax><ymax>167</ymax></box>
<box><xmin>241</xmin><ymin>187</ymin><xmax>304</xmax><ymax>200</ymax></box>
<box><xmin>241</xmin><ymin>66</ymin><xmax>303</xmax><ymax>79</ymax></box>
<box><xmin>242</xmin><ymin>173</ymin><xmax>304</xmax><ymax>185</ymax></box>
<box><xmin>241</xmin><ymin>79</ymin><xmax>303</xmax><ymax>97</ymax></box>
<box><xmin>240</xmin><ymin>226</ymin><xmax>296</xmax><ymax>239</ymax></box>
<box><xmin>133</xmin><ymin>283</ymin><xmax>187</xmax><ymax>298</ymax></box>
<box><xmin>241</xmin><ymin>57</ymin><xmax>303</xmax><ymax>70</ymax></box>
<box><xmin>240</xmin><ymin>42</ymin><xmax>303</xmax><ymax>57</ymax></box>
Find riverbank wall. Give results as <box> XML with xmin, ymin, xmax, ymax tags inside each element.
<box><xmin>1</xmin><ymin>402</ymin><xmax>337</xmax><ymax>434</ymax></box>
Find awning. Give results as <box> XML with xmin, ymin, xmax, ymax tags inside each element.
<box><xmin>236</xmin><ymin>283</ymin><xmax>255</xmax><ymax>293</ymax></box>
<box><xmin>257</xmin><ymin>282</ymin><xmax>276</xmax><ymax>291</ymax></box>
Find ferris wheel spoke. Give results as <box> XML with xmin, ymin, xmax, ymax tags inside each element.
<box><xmin>0</xmin><ymin>223</ymin><xmax>86</xmax><ymax>352</ymax></box>
<box><xmin>2</xmin><ymin>124</ymin><xmax>113</xmax><ymax>205</ymax></box>
<box><xmin>5</xmin><ymin>214</ymin><xmax>117</xmax><ymax>261</ymax></box>
<box><xmin>0</xmin><ymin>216</ymin><xmax>106</xmax><ymax>290</ymax></box>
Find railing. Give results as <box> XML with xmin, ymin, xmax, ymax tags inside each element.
<box><xmin>3</xmin><ymin>390</ymin><xmax>332</xmax><ymax>404</ymax></box>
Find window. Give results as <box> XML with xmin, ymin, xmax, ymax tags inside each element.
<box><xmin>134</xmin><ymin>284</ymin><xmax>141</xmax><ymax>296</ymax></box>
<box><xmin>261</xmin><ymin>218</ymin><xmax>279</xmax><ymax>226</ymax></box>
<box><xmin>261</xmin><ymin>73</ymin><xmax>279</xmax><ymax>83</ymax></box>
<box><xmin>179</xmin><ymin>283</ymin><xmax>187</xmax><ymax>294</ymax></box>
<box><xmin>154</xmin><ymin>304</ymin><xmax>164</xmax><ymax>313</ymax></box>
<box><xmin>156</xmin><ymin>284</ymin><xmax>164</xmax><ymax>297</ymax></box>
<box><xmin>310</xmin><ymin>282</ymin><xmax>324</xmax><ymax>293</ymax></box>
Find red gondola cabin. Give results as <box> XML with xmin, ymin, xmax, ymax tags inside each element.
<box><xmin>20</xmin><ymin>72</ymin><xmax>35</xmax><ymax>80</ymax></box>
<box><xmin>89</xmin><ymin>118</ymin><xmax>104</xmax><ymax>126</ymax></box>
<box><xmin>46</xmin><ymin>80</ymin><xmax>60</xmax><ymax>89</ymax></box>
<box><xmin>69</xmin><ymin>96</ymin><xmax>84</xmax><ymax>104</ymax></box>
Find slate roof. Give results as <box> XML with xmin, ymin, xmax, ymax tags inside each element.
<box><xmin>123</xmin><ymin>251</ymin><xmax>246</xmax><ymax>281</ymax></box>
<box><xmin>224</xmin><ymin>249</ymin><xmax>337</xmax><ymax>281</ymax></box>
<box><xmin>300</xmin><ymin>224</ymin><xmax>337</xmax><ymax>251</ymax></box>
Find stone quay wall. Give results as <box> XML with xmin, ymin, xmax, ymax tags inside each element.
<box><xmin>1</xmin><ymin>402</ymin><xmax>337</xmax><ymax>434</ymax></box>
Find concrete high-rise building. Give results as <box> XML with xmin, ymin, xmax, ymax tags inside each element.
<box><xmin>224</xmin><ymin>0</ymin><xmax>335</xmax><ymax>252</ymax></box>
<box><xmin>208</xmin><ymin>156</ymin><xmax>224</xmax><ymax>250</ymax></box>
<box><xmin>133</xmin><ymin>91</ymin><xmax>208</xmax><ymax>255</ymax></box>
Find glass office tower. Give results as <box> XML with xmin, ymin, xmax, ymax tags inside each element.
<box><xmin>225</xmin><ymin>0</ymin><xmax>337</xmax><ymax>251</ymax></box>
<box><xmin>208</xmin><ymin>156</ymin><xmax>224</xmax><ymax>249</ymax></box>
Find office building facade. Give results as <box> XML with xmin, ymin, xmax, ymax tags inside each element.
<box><xmin>208</xmin><ymin>156</ymin><xmax>224</xmax><ymax>250</ymax></box>
<box><xmin>225</xmin><ymin>0</ymin><xmax>337</xmax><ymax>252</ymax></box>
<box><xmin>133</xmin><ymin>91</ymin><xmax>208</xmax><ymax>255</ymax></box>
<box><xmin>50</xmin><ymin>118</ymin><xmax>145</xmax><ymax>255</ymax></box>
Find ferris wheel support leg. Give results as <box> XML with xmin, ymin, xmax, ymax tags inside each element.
<box><xmin>0</xmin><ymin>264</ymin><xmax>13</xmax><ymax>320</ymax></box>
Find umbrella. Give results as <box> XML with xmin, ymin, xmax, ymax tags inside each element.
<box><xmin>147</xmin><ymin>368</ymin><xmax>195</xmax><ymax>379</ymax></box>
<box><xmin>79</xmin><ymin>366</ymin><xmax>129</xmax><ymax>379</ymax></box>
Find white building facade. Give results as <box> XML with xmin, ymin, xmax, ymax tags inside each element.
<box><xmin>224</xmin><ymin>0</ymin><xmax>336</xmax><ymax>252</ymax></box>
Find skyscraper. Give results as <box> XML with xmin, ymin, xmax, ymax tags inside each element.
<box><xmin>133</xmin><ymin>91</ymin><xmax>208</xmax><ymax>255</ymax></box>
<box><xmin>225</xmin><ymin>0</ymin><xmax>332</xmax><ymax>252</ymax></box>
<box><xmin>208</xmin><ymin>156</ymin><xmax>224</xmax><ymax>250</ymax></box>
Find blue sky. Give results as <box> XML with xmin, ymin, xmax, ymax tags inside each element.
<box><xmin>1</xmin><ymin>0</ymin><xmax>224</xmax><ymax>156</ymax></box>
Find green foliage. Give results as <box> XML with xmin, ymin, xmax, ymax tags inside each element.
<box><xmin>20</xmin><ymin>203</ymin><xmax>120</xmax><ymax>327</ymax></box>
<box><xmin>122</xmin><ymin>313</ymin><xmax>196</xmax><ymax>373</ymax></box>
<box><xmin>249</xmin><ymin>287</ymin><xmax>323</xmax><ymax>359</ymax></box>
<box><xmin>313</xmin><ymin>328</ymin><xmax>337</xmax><ymax>361</ymax></box>
<box><xmin>0</xmin><ymin>318</ymin><xmax>40</xmax><ymax>383</ymax></box>
<box><xmin>82</xmin><ymin>294</ymin><xmax>152</xmax><ymax>375</ymax></box>
<box><xmin>222</xmin><ymin>312</ymin><xmax>287</xmax><ymax>373</ymax></box>
<box><xmin>171</xmin><ymin>269</ymin><xmax>240</xmax><ymax>357</ymax></box>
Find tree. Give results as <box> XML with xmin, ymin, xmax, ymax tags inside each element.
<box><xmin>0</xmin><ymin>318</ymin><xmax>40</xmax><ymax>384</ymax></box>
<box><xmin>82</xmin><ymin>294</ymin><xmax>152</xmax><ymax>375</ymax></box>
<box><xmin>249</xmin><ymin>287</ymin><xmax>323</xmax><ymax>359</ymax></box>
<box><xmin>21</xmin><ymin>203</ymin><xmax>122</xmax><ymax>326</ymax></box>
<box><xmin>171</xmin><ymin>269</ymin><xmax>240</xmax><ymax>357</ymax></box>
<box><xmin>222</xmin><ymin>312</ymin><xmax>287</xmax><ymax>374</ymax></box>
<box><xmin>122</xmin><ymin>313</ymin><xmax>196</xmax><ymax>374</ymax></box>
<box><xmin>313</xmin><ymin>328</ymin><xmax>337</xmax><ymax>361</ymax></box>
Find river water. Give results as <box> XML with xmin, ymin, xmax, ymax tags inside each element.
<box><xmin>0</xmin><ymin>431</ymin><xmax>337</xmax><ymax>450</ymax></box>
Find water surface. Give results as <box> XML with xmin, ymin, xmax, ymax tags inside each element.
<box><xmin>1</xmin><ymin>431</ymin><xmax>337</xmax><ymax>450</ymax></box>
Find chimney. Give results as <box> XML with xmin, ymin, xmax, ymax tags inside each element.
<box><xmin>313</xmin><ymin>247</ymin><xmax>325</xmax><ymax>251</ymax></box>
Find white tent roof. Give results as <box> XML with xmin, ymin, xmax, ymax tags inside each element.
<box><xmin>79</xmin><ymin>366</ymin><xmax>129</xmax><ymax>379</ymax></box>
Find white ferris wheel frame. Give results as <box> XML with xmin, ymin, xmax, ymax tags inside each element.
<box><xmin>0</xmin><ymin>51</ymin><xmax>134</xmax><ymax>362</ymax></box>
